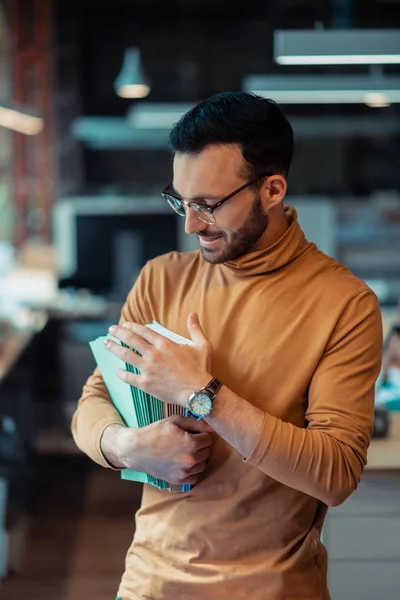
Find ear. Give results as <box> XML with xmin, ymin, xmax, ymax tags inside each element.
<box><xmin>262</xmin><ymin>175</ymin><xmax>287</xmax><ymax>208</ymax></box>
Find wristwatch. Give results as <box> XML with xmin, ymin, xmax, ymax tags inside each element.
<box><xmin>186</xmin><ymin>378</ymin><xmax>223</xmax><ymax>419</ymax></box>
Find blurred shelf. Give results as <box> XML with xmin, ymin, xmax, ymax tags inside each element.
<box><xmin>367</xmin><ymin>412</ymin><xmax>400</xmax><ymax>471</ymax></box>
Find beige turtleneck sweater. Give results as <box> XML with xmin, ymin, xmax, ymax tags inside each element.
<box><xmin>72</xmin><ymin>207</ymin><xmax>382</xmax><ymax>600</ymax></box>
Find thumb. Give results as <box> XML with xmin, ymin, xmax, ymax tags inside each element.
<box><xmin>187</xmin><ymin>312</ymin><xmax>207</xmax><ymax>346</ymax></box>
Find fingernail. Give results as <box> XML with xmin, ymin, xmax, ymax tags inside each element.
<box><xmin>109</xmin><ymin>325</ymin><xmax>117</xmax><ymax>334</ymax></box>
<box><xmin>122</xmin><ymin>322</ymin><xmax>129</xmax><ymax>328</ymax></box>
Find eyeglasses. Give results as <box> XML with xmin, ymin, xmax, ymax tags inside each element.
<box><xmin>161</xmin><ymin>172</ymin><xmax>271</xmax><ymax>225</ymax></box>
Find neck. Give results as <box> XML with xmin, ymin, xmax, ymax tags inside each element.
<box><xmin>250</xmin><ymin>204</ymin><xmax>290</xmax><ymax>253</ymax></box>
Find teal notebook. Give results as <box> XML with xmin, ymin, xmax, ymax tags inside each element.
<box><xmin>89</xmin><ymin>321</ymin><xmax>194</xmax><ymax>492</ymax></box>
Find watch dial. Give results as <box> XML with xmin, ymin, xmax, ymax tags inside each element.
<box><xmin>190</xmin><ymin>392</ymin><xmax>212</xmax><ymax>416</ymax></box>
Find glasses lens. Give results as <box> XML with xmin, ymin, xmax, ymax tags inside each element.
<box><xmin>164</xmin><ymin>195</ymin><xmax>186</xmax><ymax>217</ymax></box>
<box><xmin>196</xmin><ymin>206</ymin><xmax>215</xmax><ymax>225</ymax></box>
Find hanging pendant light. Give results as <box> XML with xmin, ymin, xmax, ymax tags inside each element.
<box><xmin>0</xmin><ymin>104</ymin><xmax>43</xmax><ymax>135</ymax></box>
<box><xmin>114</xmin><ymin>47</ymin><xmax>150</xmax><ymax>99</ymax></box>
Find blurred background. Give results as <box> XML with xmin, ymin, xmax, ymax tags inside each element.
<box><xmin>0</xmin><ymin>1</ymin><xmax>400</xmax><ymax>599</ymax></box>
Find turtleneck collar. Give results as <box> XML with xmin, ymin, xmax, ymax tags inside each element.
<box><xmin>221</xmin><ymin>205</ymin><xmax>310</xmax><ymax>277</ymax></box>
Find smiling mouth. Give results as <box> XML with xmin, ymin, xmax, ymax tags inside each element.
<box><xmin>198</xmin><ymin>235</ymin><xmax>224</xmax><ymax>248</ymax></box>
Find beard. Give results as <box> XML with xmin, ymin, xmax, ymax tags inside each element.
<box><xmin>199</xmin><ymin>192</ymin><xmax>270</xmax><ymax>264</ymax></box>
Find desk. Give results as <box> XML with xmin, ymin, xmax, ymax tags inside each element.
<box><xmin>0</xmin><ymin>313</ymin><xmax>48</xmax><ymax>386</ymax></box>
<box><xmin>0</xmin><ymin>332</ymin><xmax>34</xmax><ymax>387</ymax></box>
<box><xmin>0</xmin><ymin>312</ymin><xmax>49</xmax><ymax>578</ymax></box>
<box><xmin>366</xmin><ymin>412</ymin><xmax>400</xmax><ymax>471</ymax></box>
<box><xmin>1</xmin><ymin>295</ymin><xmax>119</xmax><ymax>457</ymax></box>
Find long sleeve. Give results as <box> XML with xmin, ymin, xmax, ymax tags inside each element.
<box><xmin>71</xmin><ymin>263</ymin><xmax>151</xmax><ymax>468</ymax></box>
<box><xmin>245</xmin><ymin>289</ymin><xmax>383</xmax><ymax>506</ymax></box>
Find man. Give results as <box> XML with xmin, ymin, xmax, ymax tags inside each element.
<box><xmin>72</xmin><ymin>92</ymin><xmax>383</xmax><ymax>600</ymax></box>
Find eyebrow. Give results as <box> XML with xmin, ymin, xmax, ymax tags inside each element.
<box><xmin>171</xmin><ymin>185</ymin><xmax>222</xmax><ymax>203</ymax></box>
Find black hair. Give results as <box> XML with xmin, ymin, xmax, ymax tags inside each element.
<box><xmin>169</xmin><ymin>92</ymin><xmax>294</xmax><ymax>179</ymax></box>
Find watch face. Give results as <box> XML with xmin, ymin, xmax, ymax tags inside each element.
<box><xmin>188</xmin><ymin>392</ymin><xmax>212</xmax><ymax>416</ymax></box>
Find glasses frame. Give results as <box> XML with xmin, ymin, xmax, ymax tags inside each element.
<box><xmin>161</xmin><ymin>172</ymin><xmax>271</xmax><ymax>224</ymax></box>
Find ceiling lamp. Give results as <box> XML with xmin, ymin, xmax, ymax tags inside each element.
<box><xmin>242</xmin><ymin>74</ymin><xmax>400</xmax><ymax>105</ymax></box>
<box><xmin>114</xmin><ymin>47</ymin><xmax>150</xmax><ymax>99</ymax></box>
<box><xmin>0</xmin><ymin>105</ymin><xmax>43</xmax><ymax>135</ymax></box>
<box><xmin>274</xmin><ymin>29</ymin><xmax>400</xmax><ymax>65</ymax></box>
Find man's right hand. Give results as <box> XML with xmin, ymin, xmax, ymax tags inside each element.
<box><xmin>100</xmin><ymin>416</ymin><xmax>213</xmax><ymax>486</ymax></box>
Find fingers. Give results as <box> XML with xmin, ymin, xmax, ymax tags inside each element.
<box><xmin>166</xmin><ymin>456</ymin><xmax>209</xmax><ymax>486</ymax></box>
<box><xmin>179</xmin><ymin>474</ymin><xmax>201</xmax><ymax>486</ymax></box>
<box><xmin>194</xmin><ymin>447</ymin><xmax>211</xmax><ymax>463</ymax></box>
<box><xmin>187</xmin><ymin>312</ymin><xmax>211</xmax><ymax>350</ymax></box>
<box><xmin>104</xmin><ymin>338</ymin><xmax>145</xmax><ymax>369</ymax></box>
<box><xmin>184</xmin><ymin>460</ymin><xmax>208</xmax><ymax>477</ymax></box>
<box><xmin>190</xmin><ymin>432</ymin><xmax>213</xmax><ymax>451</ymax></box>
<box><xmin>116</xmin><ymin>368</ymin><xmax>142</xmax><ymax>387</ymax></box>
<box><xmin>121</xmin><ymin>322</ymin><xmax>165</xmax><ymax>348</ymax></box>
<box><xmin>169</xmin><ymin>415</ymin><xmax>213</xmax><ymax>434</ymax></box>
<box><xmin>108</xmin><ymin>325</ymin><xmax>151</xmax><ymax>357</ymax></box>
<box><xmin>187</xmin><ymin>312</ymin><xmax>199</xmax><ymax>330</ymax></box>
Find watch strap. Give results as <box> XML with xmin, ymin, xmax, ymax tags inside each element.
<box><xmin>202</xmin><ymin>377</ymin><xmax>223</xmax><ymax>400</ymax></box>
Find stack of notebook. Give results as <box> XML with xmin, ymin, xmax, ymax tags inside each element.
<box><xmin>89</xmin><ymin>321</ymin><xmax>194</xmax><ymax>492</ymax></box>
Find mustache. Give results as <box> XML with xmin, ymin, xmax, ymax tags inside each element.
<box><xmin>197</xmin><ymin>231</ymin><xmax>226</xmax><ymax>240</ymax></box>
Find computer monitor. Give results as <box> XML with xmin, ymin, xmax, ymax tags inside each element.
<box><xmin>53</xmin><ymin>196</ymin><xmax>197</xmax><ymax>299</ymax></box>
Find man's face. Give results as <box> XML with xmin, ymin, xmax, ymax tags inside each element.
<box><xmin>172</xmin><ymin>144</ymin><xmax>270</xmax><ymax>264</ymax></box>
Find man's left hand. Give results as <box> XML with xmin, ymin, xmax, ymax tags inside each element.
<box><xmin>104</xmin><ymin>312</ymin><xmax>213</xmax><ymax>408</ymax></box>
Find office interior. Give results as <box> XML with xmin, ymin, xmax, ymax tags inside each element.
<box><xmin>0</xmin><ymin>1</ymin><xmax>400</xmax><ymax>598</ymax></box>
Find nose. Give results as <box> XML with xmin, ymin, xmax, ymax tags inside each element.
<box><xmin>184</xmin><ymin>206</ymin><xmax>208</xmax><ymax>236</ymax></box>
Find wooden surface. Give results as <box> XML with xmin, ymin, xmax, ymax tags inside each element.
<box><xmin>366</xmin><ymin>412</ymin><xmax>400</xmax><ymax>471</ymax></box>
